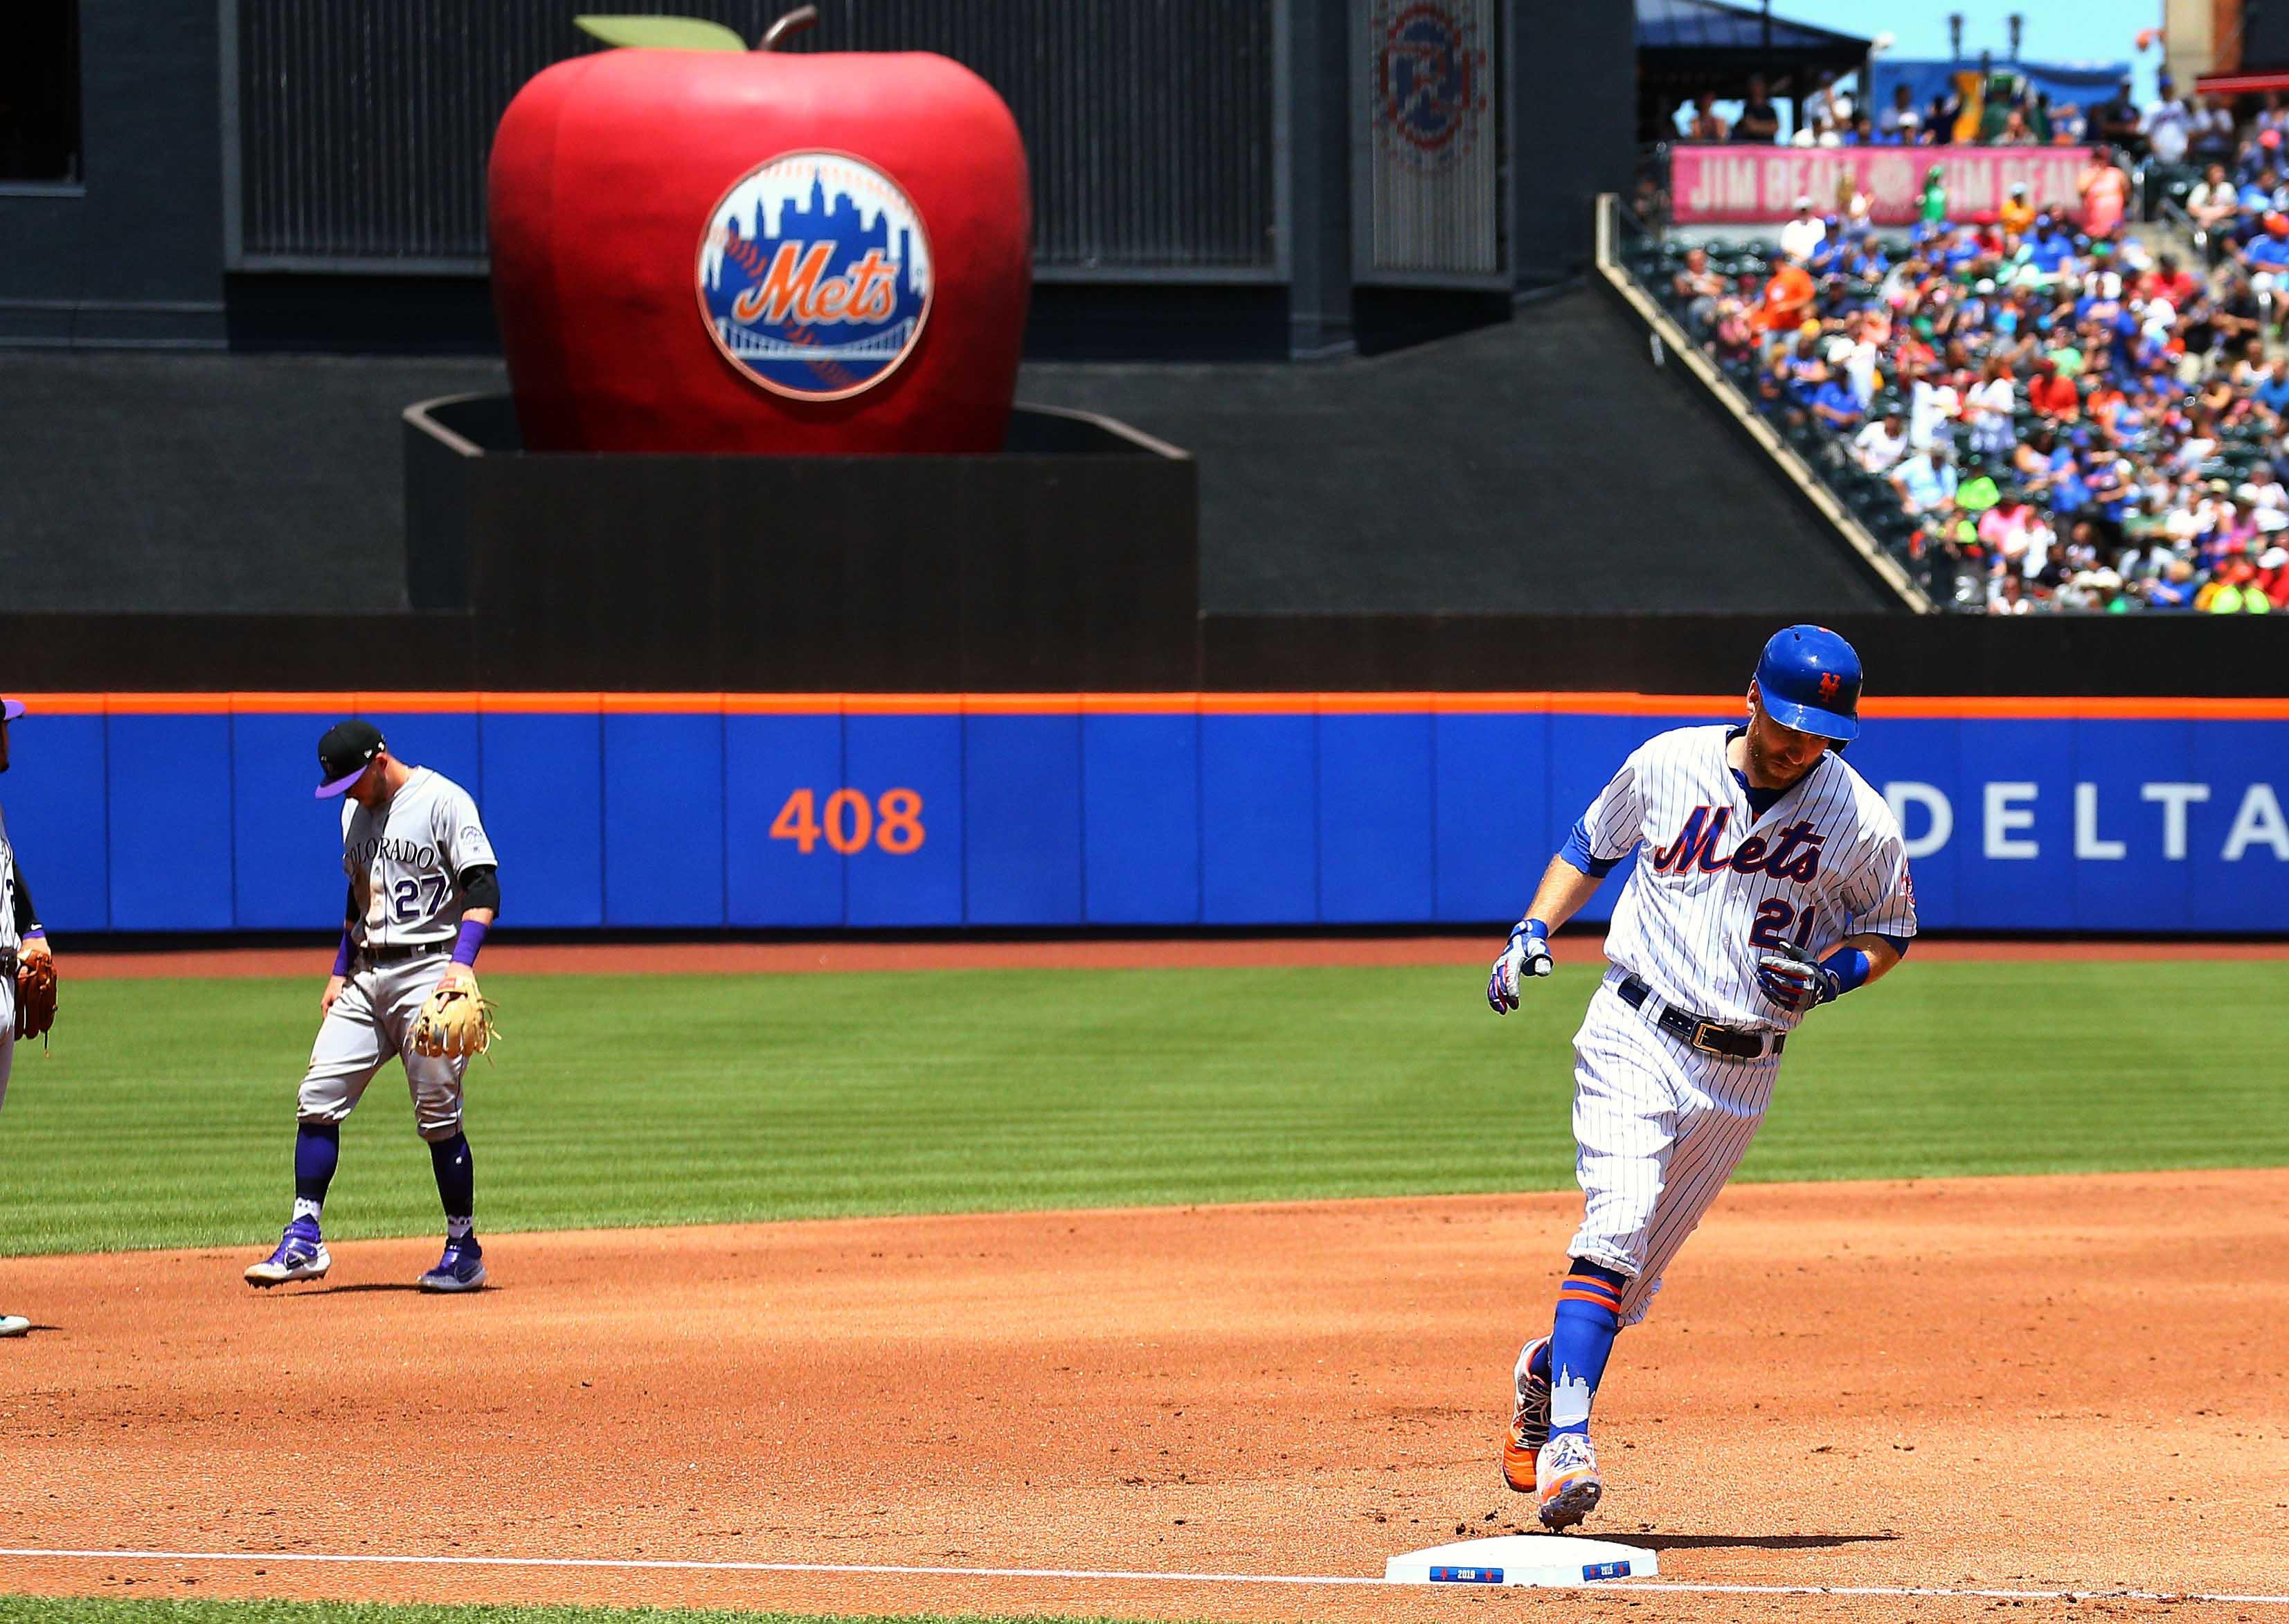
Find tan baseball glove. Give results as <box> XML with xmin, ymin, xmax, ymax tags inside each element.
<box><xmin>16</xmin><ymin>953</ymin><xmax>57</xmax><ymax>1043</ymax></box>
<box><xmin>411</xmin><ymin>979</ymin><xmax>497</xmax><ymax>1060</ymax></box>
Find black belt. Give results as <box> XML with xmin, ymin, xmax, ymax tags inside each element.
<box><xmin>356</xmin><ymin>941</ymin><xmax>447</xmax><ymax>964</ymax></box>
<box><xmin>1617</xmin><ymin>974</ymin><xmax>1783</xmax><ymax>1061</ymax></box>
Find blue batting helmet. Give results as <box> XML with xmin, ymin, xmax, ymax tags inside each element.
<box><xmin>1753</xmin><ymin>624</ymin><xmax>1862</xmax><ymax>741</ymax></box>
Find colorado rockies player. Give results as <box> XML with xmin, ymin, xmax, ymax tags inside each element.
<box><xmin>1486</xmin><ymin>626</ymin><xmax>1916</xmax><ymax>1531</ymax></box>
<box><xmin>0</xmin><ymin>697</ymin><xmax>54</xmax><ymax>1339</ymax></box>
<box><xmin>246</xmin><ymin>721</ymin><xmax>501</xmax><ymax>1293</ymax></box>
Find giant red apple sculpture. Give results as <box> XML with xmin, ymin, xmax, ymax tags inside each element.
<box><xmin>488</xmin><ymin>11</ymin><xmax>1031</xmax><ymax>454</ymax></box>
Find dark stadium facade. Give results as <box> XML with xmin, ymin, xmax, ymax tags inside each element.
<box><xmin>1</xmin><ymin>0</ymin><xmax>1632</xmax><ymax>358</ymax></box>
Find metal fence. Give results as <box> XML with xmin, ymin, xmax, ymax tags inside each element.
<box><xmin>225</xmin><ymin>0</ymin><xmax>1279</xmax><ymax>275</ymax></box>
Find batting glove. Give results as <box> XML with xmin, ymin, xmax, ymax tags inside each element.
<box><xmin>1755</xmin><ymin>941</ymin><xmax>1839</xmax><ymax>1013</ymax></box>
<box><xmin>1487</xmin><ymin>918</ymin><xmax>1554</xmax><ymax>1013</ymax></box>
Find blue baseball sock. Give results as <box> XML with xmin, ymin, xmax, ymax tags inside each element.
<box><xmin>291</xmin><ymin>1123</ymin><xmax>339</xmax><ymax>1227</ymax></box>
<box><xmin>1547</xmin><ymin>1259</ymin><xmax>1628</xmax><ymax>1440</ymax></box>
<box><xmin>429</xmin><ymin>1133</ymin><xmax>475</xmax><ymax>1239</ymax></box>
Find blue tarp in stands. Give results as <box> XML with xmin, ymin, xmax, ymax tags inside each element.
<box><xmin>1870</xmin><ymin>59</ymin><xmax>2132</xmax><ymax>120</ymax></box>
<box><xmin>1636</xmin><ymin>0</ymin><xmax>1868</xmax><ymax>58</ymax></box>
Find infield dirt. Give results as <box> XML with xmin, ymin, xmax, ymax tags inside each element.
<box><xmin>0</xmin><ymin>1170</ymin><xmax>2283</xmax><ymax>1623</ymax></box>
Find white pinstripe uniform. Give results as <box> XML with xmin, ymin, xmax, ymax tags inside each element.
<box><xmin>1558</xmin><ymin>724</ymin><xmax>1917</xmax><ymax>1326</ymax></box>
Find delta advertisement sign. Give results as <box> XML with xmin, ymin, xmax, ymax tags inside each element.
<box><xmin>0</xmin><ymin>697</ymin><xmax>2281</xmax><ymax>935</ymax></box>
<box><xmin>1833</xmin><ymin>710</ymin><xmax>2288</xmax><ymax>933</ymax></box>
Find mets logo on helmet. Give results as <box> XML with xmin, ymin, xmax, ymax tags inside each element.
<box><xmin>697</xmin><ymin>152</ymin><xmax>934</xmax><ymax>403</ymax></box>
<box><xmin>1818</xmin><ymin>671</ymin><xmax>1842</xmax><ymax>699</ymax></box>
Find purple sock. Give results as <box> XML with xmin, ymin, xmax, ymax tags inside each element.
<box><xmin>294</xmin><ymin>1123</ymin><xmax>339</xmax><ymax>1210</ymax></box>
<box><xmin>429</xmin><ymin>1133</ymin><xmax>474</xmax><ymax>1232</ymax></box>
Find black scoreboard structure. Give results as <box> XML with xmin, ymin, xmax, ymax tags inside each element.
<box><xmin>1</xmin><ymin>0</ymin><xmax>1631</xmax><ymax>361</ymax></box>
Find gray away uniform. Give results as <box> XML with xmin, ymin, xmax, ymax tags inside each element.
<box><xmin>0</xmin><ymin>805</ymin><xmax>37</xmax><ymax>1112</ymax></box>
<box><xmin>298</xmin><ymin>768</ymin><xmax>498</xmax><ymax>1142</ymax></box>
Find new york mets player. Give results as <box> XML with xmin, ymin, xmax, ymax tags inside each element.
<box><xmin>1485</xmin><ymin>625</ymin><xmax>1917</xmax><ymax>1530</ymax></box>
<box><xmin>246</xmin><ymin>720</ymin><xmax>501</xmax><ymax>1293</ymax></box>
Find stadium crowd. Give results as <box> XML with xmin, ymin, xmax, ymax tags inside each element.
<box><xmin>1657</xmin><ymin>89</ymin><xmax>2289</xmax><ymax>614</ymax></box>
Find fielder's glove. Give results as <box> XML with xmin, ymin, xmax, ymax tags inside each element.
<box><xmin>15</xmin><ymin>953</ymin><xmax>56</xmax><ymax>1043</ymax></box>
<box><xmin>1755</xmin><ymin>941</ymin><xmax>1839</xmax><ymax>1014</ymax></box>
<box><xmin>1487</xmin><ymin>918</ymin><xmax>1554</xmax><ymax>1013</ymax></box>
<box><xmin>411</xmin><ymin>978</ymin><xmax>499</xmax><ymax>1060</ymax></box>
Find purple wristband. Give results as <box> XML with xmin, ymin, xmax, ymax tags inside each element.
<box><xmin>451</xmin><ymin>918</ymin><xmax>488</xmax><ymax>967</ymax></box>
<box><xmin>331</xmin><ymin>928</ymin><xmax>354</xmax><ymax>978</ymax></box>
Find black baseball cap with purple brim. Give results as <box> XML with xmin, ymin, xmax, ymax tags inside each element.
<box><xmin>315</xmin><ymin>719</ymin><xmax>386</xmax><ymax>798</ymax></box>
<box><xmin>0</xmin><ymin>700</ymin><xmax>23</xmax><ymax>723</ymax></box>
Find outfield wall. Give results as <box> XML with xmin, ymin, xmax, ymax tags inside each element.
<box><xmin>5</xmin><ymin>694</ymin><xmax>2285</xmax><ymax>936</ymax></box>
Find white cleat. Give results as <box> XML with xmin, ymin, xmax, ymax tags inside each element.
<box><xmin>1536</xmin><ymin>1432</ymin><xmax>1604</xmax><ymax>1530</ymax></box>
<box><xmin>0</xmin><ymin>1314</ymin><xmax>28</xmax><ymax>1337</ymax></box>
<box><xmin>244</xmin><ymin>1227</ymin><xmax>332</xmax><ymax>1288</ymax></box>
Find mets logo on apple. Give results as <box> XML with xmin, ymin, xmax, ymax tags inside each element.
<box><xmin>697</xmin><ymin>152</ymin><xmax>933</xmax><ymax>402</ymax></box>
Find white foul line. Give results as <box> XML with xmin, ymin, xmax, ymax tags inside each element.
<box><xmin>0</xmin><ymin>1547</ymin><xmax>2285</xmax><ymax>1607</ymax></box>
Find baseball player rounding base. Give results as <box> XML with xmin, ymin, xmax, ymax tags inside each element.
<box><xmin>1486</xmin><ymin>626</ymin><xmax>1917</xmax><ymax>1531</ymax></box>
<box><xmin>246</xmin><ymin>721</ymin><xmax>502</xmax><ymax>1293</ymax></box>
<box><xmin>0</xmin><ymin>696</ymin><xmax>57</xmax><ymax>1339</ymax></box>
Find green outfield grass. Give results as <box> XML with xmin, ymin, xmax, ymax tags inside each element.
<box><xmin>0</xmin><ymin>1602</ymin><xmax>1137</xmax><ymax>1624</ymax></box>
<box><xmin>0</xmin><ymin>959</ymin><xmax>2273</xmax><ymax>1258</ymax></box>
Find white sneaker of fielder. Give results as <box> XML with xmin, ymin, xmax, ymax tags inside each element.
<box><xmin>1536</xmin><ymin>1432</ymin><xmax>1603</xmax><ymax>1530</ymax></box>
<box><xmin>0</xmin><ymin>1314</ymin><xmax>28</xmax><ymax>1338</ymax></box>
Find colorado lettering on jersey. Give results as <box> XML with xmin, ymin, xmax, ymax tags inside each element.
<box><xmin>1649</xmin><ymin>810</ymin><xmax>1827</xmax><ymax>881</ymax></box>
<box><xmin>344</xmin><ymin>835</ymin><xmax>440</xmax><ymax>871</ymax></box>
<box><xmin>341</xmin><ymin>768</ymin><xmax>497</xmax><ymax>949</ymax></box>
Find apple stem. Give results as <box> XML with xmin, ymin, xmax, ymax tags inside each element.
<box><xmin>758</xmin><ymin>5</ymin><xmax>817</xmax><ymax>49</ymax></box>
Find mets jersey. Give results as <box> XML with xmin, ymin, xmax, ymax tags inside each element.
<box><xmin>1577</xmin><ymin>725</ymin><xmax>1916</xmax><ymax>1031</ymax></box>
<box><xmin>341</xmin><ymin>768</ymin><xmax>497</xmax><ymax>950</ymax></box>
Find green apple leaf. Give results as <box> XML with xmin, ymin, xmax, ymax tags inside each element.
<box><xmin>573</xmin><ymin>15</ymin><xmax>748</xmax><ymax>50</ymax></box>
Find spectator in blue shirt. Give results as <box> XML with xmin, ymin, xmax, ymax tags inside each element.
<box><xmin>1810</xmin><ymin>376</ymin><xmax>1862</xmax><ymax>431</ymax></box>
<box><xmin>2240</xmin><ymin>213</ymin><xmax>2289</xmax><ymax>291</ymax></box>
<box><xmin>2148</xmin><ymin>557</ymin><xmax>2199</xmax><ymax>608</ymax></box>
<box><xmin>1842</xmin><ymin>237</ymin><xmax>1889</xmax><ymax>280</ymax></box>
<box><xmin>2048</xmin><ymin>439</ymin><xmax>2090</xmax><ymax>514</ymax></box>
<box><xmin>1894</xmin><ymin>446</ymin><xmax>1958</xmax><ymax>516</ymax></box>
<box><xmin>1808</xmin><ymin>225</ymin><xmax>1849</xmax><ymax>277</ymax></box>
<box><xmin>2252</xmin><ymin>357</ymin><xmax>2289</xmax><ymax>420</ymax></box>
<box><xmin>2022</xmin><ymin>217</ymin><xmax>2074</xmax><ymax>281</ymax></box>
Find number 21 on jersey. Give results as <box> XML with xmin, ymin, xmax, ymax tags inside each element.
<box><xmin>1748</xmin><ymin>899</ymin><xmax>1816</xmax><ymax>951</ymax></box>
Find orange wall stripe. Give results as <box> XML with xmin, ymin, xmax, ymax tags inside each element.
<box><xmin>478</xmin><ymin>691</ymin><xmax>604</xmax><ymax>714</ymax></box>
<box><xmin>1081</xmin><ymin>693</ymin><xmax>1199</xmax><ymax>714</ymax></box>
<box><xmin>354</xmin><ymin>692</ymin><xmax>484</xmax><ymax>714</ymax></box>
<box><xmin>229</xmin><ymin>693</ymin><xmax>354</xmax><ymax>714</ymax></box>
<box><xmin>1433</xmin><ymin>691</ymin><xmax>1554</xmax><ymax>712</ymax></box>
<box><xmin>1196</xmin><ymin>693</ymin><xmax>1325</xmax><ymax>714</ymax></box>
<box><xmin>963</xmin><ymin>694</ymin><xmax>1084</xmax><ymax>714</ymax></box>
<box><xmin>599</xmin><ymin>692</ymin><xmax>723</xmax><ymax>714</ymax></box>
<box><xmin>1543</xmin><ymin>693</ymin><xmax>1742</xmax><ymax>715</ymax></box>
<box><xmin>841</xmin><ymin>694</ymin><xmax>969</xmax><ymax>715</ymax></box>
<box><xmin>18</xmin><ymin>692</ymin><xmax>2289</xmax><ymax>721</ymax></box>
<box><xmin>721</xmin><ymin>693</ymin><xmax>841</xmax><ymax>715</ymax></box>
<box><xmin>1314</xmin><ymin>692</ymin><xmax>1443</xmax><ymax>713</ymax></box>
<box><xmin>5</xmin><ymin>694</ymin><xmax>110</xmax><ymax>714</ymax></box>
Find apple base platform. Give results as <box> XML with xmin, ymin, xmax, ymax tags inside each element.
<box><xmin>402</xmin><ymin>393</ymin><xmax>1199</xmax><ymax>692</ymax></box>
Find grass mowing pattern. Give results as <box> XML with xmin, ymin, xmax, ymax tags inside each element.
<box><xmin>0</xmin><ymin>1603</ymin><xmax>1156</xmax><ymax>1624</ymax></box>
<box><xmin>0</xmin><ymin>960</ymin><xmax>2272</xmax><ymax>1257</ymax></box>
